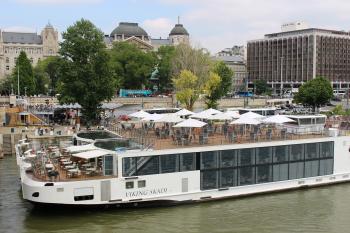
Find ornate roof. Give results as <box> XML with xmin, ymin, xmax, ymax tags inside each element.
<box><xmin>169</xmin><ymin>24</ymin><xmax>189</xmax><ymax>36</ymax></box>
<box><xmin>110</xmin><ymin>22</ymin><xmax>148</xmax><ymax>37</ymax></box>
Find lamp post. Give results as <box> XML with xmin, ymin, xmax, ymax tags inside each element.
<box><xmin>17</xmin><ymin>66</ymin><xmax>20</xmax><ymax>96</ymax></box>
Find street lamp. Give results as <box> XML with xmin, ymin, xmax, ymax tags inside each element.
<box><xmin>17</xmin><ymin>66</ymin><xmax>20</xmax><ymax>96</ymax></box>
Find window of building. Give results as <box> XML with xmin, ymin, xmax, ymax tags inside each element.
<box><xmin>273</xmin><ymin>146</ymin><xmax>289</xmax><ymax>163</ymax></box>
<box><xmin>138</xmin><ymin>180</ymin><xmax>146</xmax><ymax>188</ymax></box>
<box><xmin>319</xmin><ymin>159</ymin><xmax>333</xmax><ymax>175</ymax></box>
<box><xmin>5</xmin><ymin>57</ymin><xmax>9</xmax><ymax>63</ymax></box>
<box><xmin>125</xmin><ymin>181</ymin><xmax>134</xmax><ymax>189</ymax></box>
<box><xmin>305</xmin><ymin>143</ymin><xmax>319</xmax><ymax>160</ymax></box>
<box><xmin>289</xmin><ymin>162</ymin><xmax>304</xmax><ymax>179</ymax></box>
<box><xmin>290</xmin><ymin>144</ymin><xmax>304</xmax><ymax>161</ymax></box>
<box><xmin>320</xmin><ymin>142</ymin><xmax>334</xmax><ymax>158</ymax></box>
<box><xmin>122</xmin><ymin>157</ymin><xmax>136</xmax><ymax>177</ymax></box>
<box><xmin>219</xmin><ymin>168</ymin><xmax>236</xmax><ymax>188</ymax></box>
<box><xmin>273</xmin><ymin>163</ymin><xmax>289</xmax><ymax>181</ymax></box>
<box><xmin>305</xmin><ymin>160</ymin><xmax>319</xmax><ymax>177</ymax></box>
<box><xmin>6</xmin><ymin>66</ymin><xmax>9</xmax><ymax>71</ymax></box>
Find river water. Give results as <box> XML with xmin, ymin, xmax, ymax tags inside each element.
<box><xmin>2</xmin><ymin>156</ymin><xmax>350</xmax><ymax>233</ymax></box>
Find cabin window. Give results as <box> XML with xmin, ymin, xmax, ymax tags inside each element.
<box><xmin>200</xmin><ymin>151</ymin><xmax>218</xmax><ymax>169</ymax></box>
<box><xmin>219</xmin><ymin>168</ymin><xmax>237</xmax><ymax>188</ymax></box>
<box><xmin>125</xmin><ymin>181</ymin><xmax>134</xmax><ymax>189</ymax></box>
<box><xmin>305</xmin><ymin>143</ymin><xmax>319</xmax><ymax>160</ymax></box>
<box><xmin>256</xmin><ymin>165</ymin><xmax>273</xmax><ymax>183</ymax></box>
<box><xmin>103</xmin><ymin>155</ymin><xmax>114</xmax><ymax>176</ymax></box>
<box><xmin>238</xmin><ymin>148</ymin><xmax>255</xmax><ymax>166</ymax></box>
<box><xmin>160</xmin><ymin>154</ymin><xmax>179</xmax><ymax>173</ymax></box>
<box><xmin>180</xmin><ymin>153</ymin><xmax>196</xmax><ymax>171</ymax></box>
<box><xmin>238</xmin><ymin>167</ymin><xmax>255</xmax><ymax>186</ymax></box>
<box><xmin>299</xmin><ymin>118</ymin><xmax>312</xmax><ymax>125</ymax></box>
<box><xmin>319</xmin><ymin>159</ymin><xmax>333</xmax><ymax>175</ymax></box>
<box><xmin>289</xmin><ymin>162</ymin><xmax>304</xmax><ymax>179</ymax></box>
<box><xmin>138</xmin><ymin>180</ymin><xmax>146</xmax><ymax>188</ymax></box>
<box><xmin>220</xmin><ymin>150</ymin><xmax>236</xmax><ymax>168</ymax></box>
<box><xmin>320</xmin><ymin>142</ymin><xmax>334</xmax><ymax>158</ymax></box>
<box><xmin>305</xmin><ymin>160</ymin><xmax>319</xmax><ymax>177</ymax></box>
<box><xmin>316</xmin><ymin>117</ymin><xmax>325</xmax><ymax>124</ymax></box>
<box><xmin>273</xmin><ymin>164</ymin><xmax>289</xmax><ymax>181</ymax></box>
<box><xmin>290</xmin><ymin>144</ymin><xmax>304</xmax><ymax>161</ymax></box>
<box><xmin>137</xmin><ymin>156</ymin><xmax>159</xmax><ymax>176</ymax></box>
<box><xmin>256</xmin><ymin>147</ymin><xmax>272</xmax><ymax>164</ymax></box>
<box><xmin>201</xmin><ymin>170</ymin><xmax>218</xmax><ymax>190</ymax></box>
<box><xmin>122</xmin><ymin>157</ymin><xmax>137</xmax><ymax>177</ymax></box>
<box><xmin>273</xmin><ymin>146</ymin><xmax>289</xmax><ymax>163</ymax></box>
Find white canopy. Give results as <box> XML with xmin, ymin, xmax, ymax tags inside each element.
<box><xmin>224</xmin><ymin>111</ymin><xmax>240</xmax><ymax>119</ymax></box>
<box><xmin>155</xmin><ymin>114</ymin><xmax>184</xmax><ymax>123</ymax></box>
<box><xmin>240</xmin><ymin>111</ymin><xmax>264</xmax><ymax>119</ymax></box>
<box><xmin>207</xmin><ymin>113</ymin><xmax>233</xmax><ymax>121</ymax></box>
<box><xmin>73</xmin><ymin>149</ymin><xmax>111</xmax><ymax>160</ymax></box>
<box><xmin>141</xmin><ymin>113</ymin><xmax>164</xmax><ymax>122</ymax></box>
<box><xmin>175</xmin><ymin>109</ymin><xmax>194</xmax><ymax>116</ymax></box>
<box><xmin>173</xmin><ymin>119</ymin><xmax>207</xmax><ymax>128</ymax></box>
<box><xmin>262</xmin><ymin>115</ymin><xmax>295</xmax><ymax>124</ymax></box>
<box><xmin>129</xmin><ymin>110</ymin><xmax>150</xmax><ymax>118</ymax></box>
<box><xmin>66</xmin><ymin>144</ymin><xmax>96</xmax><ymax>153</ymax></box>
<box><xmin>230</xmin><ymin>117</ymin><xmax>261</xmax><ymax>125</ymax></box>
<box><xmin>200</xmin><ymin>108</ymin><xmax>222</xmax><ymax>115</ymax></box>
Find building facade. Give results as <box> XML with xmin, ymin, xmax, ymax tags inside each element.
<box><xmin>247</xmin><ymin>23</ymin><xmax>350</xmax><ymax>91</ymax></box>
<box><xmin>0</xmin><ymin>23</ymin><xmax>59</xmax><ymax>79</ymax></box>
<box><xmin>105</xmin><ymin>22</ymin><xmax>190</xmax><ymax>51</ymax></box>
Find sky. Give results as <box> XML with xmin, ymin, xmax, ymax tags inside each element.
<box><xmin>2</xmin><ymin>0</ymin><xmax>350</xmax><ymax>54</ymax></box>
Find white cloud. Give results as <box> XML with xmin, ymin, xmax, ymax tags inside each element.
<box><xmin>153</xmin><ymin>0</ymin><xmax>350</xmax><ymax>53</ymax></box>
<box><xmin>142</xmin><ymin>18</ymin><xmax>174</xmax><ymax>39</ymax></box>
<box><xmin>16</xmin><ymin>0</ymin><xmax>103</xmax><ymax>5</ymax></box>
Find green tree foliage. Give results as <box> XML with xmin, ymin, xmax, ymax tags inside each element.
<box><xmin>211</xmin><ymin>61</ymin><xmax>233</xmax><ymax>96</ymax></box>
<box><xmin>36</xmin><ymin>56</ymin><xmax>62</xmax><ymax>96</ymax></box>
<box><xmin>58</xmin><ymin>19</ymin><xmax>116</xmax><ymax>123</ymax></box>
<box><xmin>0</xmin><ymin>75</ymin><xmax>14</xmax><ymax>95</ymax></box>
<box><xmin>204</xmin><ymin>72</ymin><xmax>222</xmax><ymax>109</ymax></box>
<box><xmin>12</xmin><ymin>51</ymin><xmax>36</xmax><ymax>95</ymax></box>
<box><xmin>156</xmin><ymin>45</ymin><xmax>175</xmax><ymax>92</ymax></box>
<box><xmin>173</xmin><ymin>70</ymin><xmax>201</xmax><ymax>110</ymax></box>
<box><xmin>254</xmin><ymin>80</ymin><xmax>270</xmax><ymax>95</ymax></box>
<box><xmin>171</xmin><ymin>44</ymin><xmax>211</xmax><ymax>87</ymax></box>
<box><xmin>33</xmin><ymin>64</ymin><xmax>50</xmax><ymax>95</ymax></box>
<box><xmin>294</xmin><ymin>76</ymin><xmax>333</xmax><ymax>112</ymax></box>
<box><xmin>109</xmin><ymin>42</ymin><xmax>156</xmax><ymax>89</ymax></box>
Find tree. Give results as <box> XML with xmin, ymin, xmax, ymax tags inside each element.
<box><xmin>211</xmin><ymin>61</ymin><xmax>233</xmax><ymax>96</ymax></box>
<box><xmin>36</xmin><ymin>56</ymin><xmax>62</xmax><ymax>96</ymax></box>
<box><xmin>109</xmin><ymin>42</ymin><xmax>156</xmax><ymax>90</ymax></box>
<box><xmin>12</xmin><ymin>51</ymin><xmax>35</xmax><ymax>95</ymax></box>
<box><xmin>0</xmin><ymin>75</ymin><xmax>14</xmax><ymax>95</ymax></box>
<box><xmin>58</xmin><ymin>19</ymin><xmax>117</xmax><ymax>123</ymax></box>
<box><xmin>204</xmin><ymin>72</ymin><xmax>222</xmax><ymax>109</ymax></box>
<box><xmin>171</xmin><ymin>44</ymin><xmax>211</xmax><ymax>87</ymax></box>
<box><xmin>294</xmin><ymin>76</ymin><xmax>333</xmax><ymax>112</ymax></box>
<box><xmin>33</xmin><ymin>65</ymin><xmax>50</xmax><ymax>95</ymax></box>
<box><xmin>156</xmin><ymin>45</ymin><xmax>175</xmax><ymax>92</ymax></box>
<box><xmin>173</xmin><ymin>70</ymin><xmax>200</xmax><ymax>110</ymax></box>
<box><xmin>254</xmin><ymin>80</ymin><xmax>270</xmax><ymax>95</ymax></box>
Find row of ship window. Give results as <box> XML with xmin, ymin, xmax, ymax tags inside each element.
<box><xmin>122</xmin><ymin>142</ymin><xmax>334</xmax><ymax>178</ymax></box>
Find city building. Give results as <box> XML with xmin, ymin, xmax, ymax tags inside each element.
<box><xmin>105</xmin><ymin>21</ymin><xmax>190</xmax><ymax>51</ymax></box>
<box><xmin>214</xmin><ymin>55</ymin><xmax>247</xmax><ymax>93</ymax></box>
<box><xmin>217</xmin><ymin>45</ymin><xmax>246</xmax><ymax>60</ymax></box>
<box><xmin>0</xmin><ymin>23</ymin><xmax>59</xmax><ymax>79</ymax></box>
<box><xmin>247</xmin><ymin>21</ymin><xmax>350</xmax><ymax>92</ymax></box>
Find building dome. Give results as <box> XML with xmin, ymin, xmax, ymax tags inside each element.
<box><xmin>169</xmin><ymin>24</ymin><xmax>189</xmax><ymax>36</ymax></box>
<box><xmin>110</xmin><ymin>22</ymin><xmax>148</xmax><ymax>37</ymax></box>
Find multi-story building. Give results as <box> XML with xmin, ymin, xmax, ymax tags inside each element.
<box><xmin>214</xmin><ymin>55</ymin><xmax>247</xmax><ymax>93</ymax></box>
<box><xmin>0</xmin><ymin>23</ymin><xmax>59</xmax><ymax>79</ymax></box>
<box><xmin>217</xmin><ymin>45</ymin><xmax>246</xmax><ymax>60</ymax></box>
<box><xmin>105</xmin><ymin>21</ymin><xmax>190</xmax><ymax>51</ymax></box>
<box><xmin>247</xmin><ymin>22</ymin><xmax>350</xmax><ymax>92</ymax></box>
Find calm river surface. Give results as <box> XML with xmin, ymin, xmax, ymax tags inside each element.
<box><xmin>2</xmin><ymin>156</ymin><xmax>350</xmax><ymax>233</ymax></box>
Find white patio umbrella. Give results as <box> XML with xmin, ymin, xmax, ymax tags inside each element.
<box><xmin>262</xmin><ymin>115</ymin><xmax>295</xmax><ymax>124</ymax></box>
<box><xmin>190</xmin><ymin>111</ymin><xmax>214</xmax><ymax>119</ymax></box>
<box><xmin>240</xmin><ymin>111</ymin><xmax>264</xmax><ymax>119</ymax></box>
<box><xmin>230</xmin><ymin>117</ymin><xmax>261</xmax><ymax>125</ymax></box>
<box><xmin>200</xmin><ymin>108</ymin><xmax>222</xmax><ymax>115</ymax></box>
<box><xmin>173</xmin><ymin>119</ymin><xmax>207</xmax><ymax>128</ymax></box>
<box><xmin>223</xmin><ymin>111</ymin><xmax>240</xmax><ymax>119</ymax></box>
<box><xmin>207</xmin><ymin>112</ymin><xmax>233</xmax><ymax>121</ymax></box>
<box><xmin>141</xmin><ymin>113</ymin><xmax>164</xmax><ymax>122</ymax></box>
<box><xmin>129</xmin><ymin>110</ymin><xmax>150</xmax><ymax>118</ymax></box>
<box><xmin>175</xmin><ymin>109</ymin><xmax>194</xmax><ymax>116</ymax></box>
<box><xmin>155</xmin><ymin>114</ymin><xmax>184</xmax><ymax>123</ymax></box>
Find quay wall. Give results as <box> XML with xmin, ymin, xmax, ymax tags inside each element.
<box><xmin>0</xmin><ymin>96</ymin><xmax>268</xmax><ymax>109</ymax></box>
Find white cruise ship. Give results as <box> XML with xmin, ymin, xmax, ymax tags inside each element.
<box><xmin>15</xmin><ymin>114</ymin><xmax>350</xmax><ymax>208</ymax></box>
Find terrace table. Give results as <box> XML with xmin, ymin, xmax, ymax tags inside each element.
<box><xmin>62</xmin><ymin>161</ymin><xmax>73</xmax><ymax>165</ymax></box>
<box><xmin>45</xmin><ymin>164</ymin><xmax>54</xmax><ymax>169</ymax></box>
